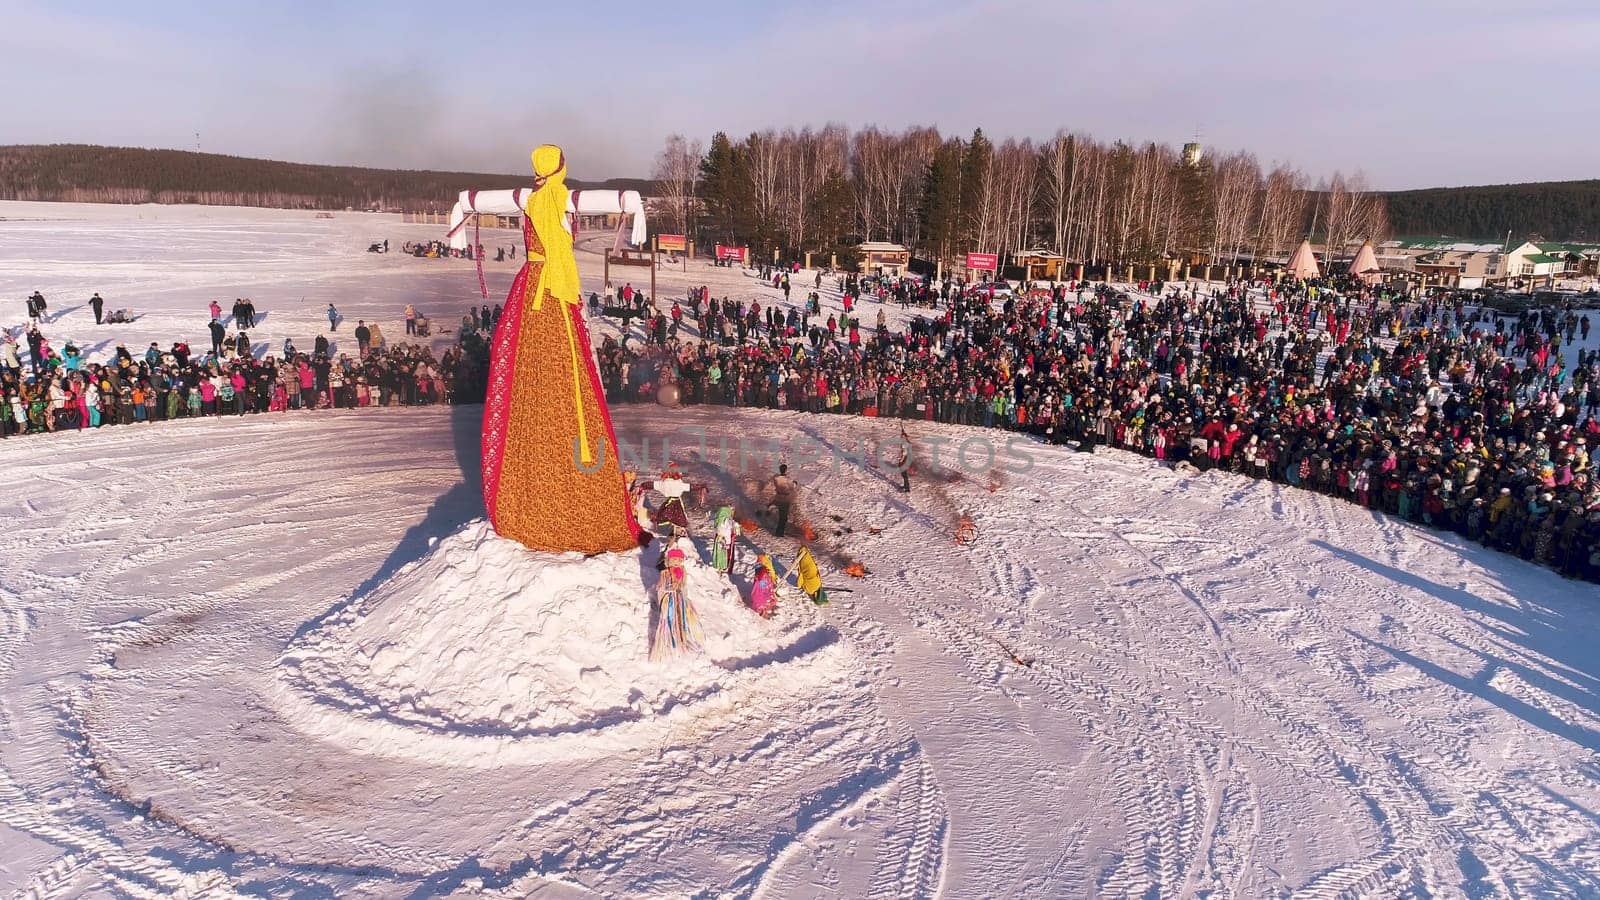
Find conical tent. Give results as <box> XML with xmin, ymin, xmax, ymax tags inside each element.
<box><xmin>1286</xmin><ymin>239</ymin><xmax>1320</xmax><ymax>279</ymax></box>
<box><xmin>1348</xmin><ymin>240</ymin><xmax>1381</xmax><ymax>284</ymax></box>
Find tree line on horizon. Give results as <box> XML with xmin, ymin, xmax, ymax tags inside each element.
<box><xmin>655</xmin><ymin>126</ymin><xmax>1392</xmax><ymax>268</ymax></box>
<box><xmin>2</xmin><ymin>142</ymin><xmax>1593</xmax><ymax>259</ymax></box>
<box><xmin>1384</xmin><ymin>180</ymin><xmax>1600</xmax><ymax>244</ymax></box>
<box><xmin>0</xmin><ymin>144</ymin><xmax>650</xmax><ymax>213</ymax></box>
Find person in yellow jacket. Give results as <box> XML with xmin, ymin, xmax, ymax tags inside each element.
<box><xmin>1488</xmin><ymin>487</ymin><xmax>1515</xmax><ymax>526</ymax></box>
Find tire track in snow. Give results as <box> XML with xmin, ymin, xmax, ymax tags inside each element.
<box><xmin>1262</xmin><ymin>486</ymin><xmax>1600</xmax><ymax>893</ymax></box>
<box><xmin>864</xmin><ymin>754</ymin><xmax>948</xmax><ymax>900</ymax></box>
<box><xmin>1054</xmin><ymin>469</ymin><xmax>1452</xmax><ymax>897</ymax></box>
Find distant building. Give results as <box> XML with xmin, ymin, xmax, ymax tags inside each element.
<box><xmin>1373</xmin><ymin>237</ymin><xmax>1507</xmax><ymax>287</ymax></box>
<box><xmin>1503</xmin><ymin>241</ymin><xmax>1600</xmax><ymax>283</ymax></box>
<box><xmin>857</xmin><ymin>241</ymin><xmax>911</xmax><ymax>277</ymax></box>
<box><xmin>1352</xmin><ymin>236</ymin><xmax>1600</xmax><ymax>287</ymax></box>
<box><xmin>1012</xmin><ymin>248</ymin><xmax>1065</xmax><ymax>281</ymax></box>
<box><xmin>1182</xmin><ymin>142</ymin><xmax>1203</xmax><ymax>167</ymax></box>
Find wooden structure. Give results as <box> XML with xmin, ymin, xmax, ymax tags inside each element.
<box><xmin>605</xmin><ymin>247</ymin><xmax>656</xmax><ymax>299</ymax></box>
<box><xmin>857</xmin><ymin>242</ymin><xmax>911</xmax><ymax>277</ymax></box>
<box><xmin>1013</xmin><ymin>249</ymin><xmax>1065</xmax><ymax>281</ymax></box>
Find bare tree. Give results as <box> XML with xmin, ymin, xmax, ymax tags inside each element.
<box><xmin>651</xmin><ymin>134</ymin><xmax>702</xmax><ymax>238</ymax></box>
<box><xmin>1345</xmin><ymin>170</ymin><xmax>1390</xmax><ymax>246</ymax></box>
<box><xmin>743</xmin><ymin>130</ymin><xmax>782</xmax><ymax>249</ymax></box>
<box><xmin>1210</xmin><ymin>151</ymin><xmax>1262</xmax><ymax>264</ymax></box>
<box><xmin>990</xmin><ymin>138</ymin><xmax>1037</xmax><ymax>257</ymax></box>
<box><xmin>1255</xmin><ymin>163</ymin><xmax>1309</xmax><ymax>260</ymax></box>
<box><xmin>1039</xmin><ymin>132</ymin><xmax>1075</xmax><ymax>258</ymax></box>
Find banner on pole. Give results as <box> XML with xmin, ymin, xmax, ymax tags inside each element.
<box><xmin>965</xmin><ymin>252</ymin><xmax>998</xmax><ymax>272</ymax></box>
<box><xmin>715</xmin><ymin>244</ymin><xmax>747</xmax><ymax>262</ymax></box>
<box><xmin>657</xmin><ymin>234</ymin><xmax>687</xmax><ymax>252</ymax></box>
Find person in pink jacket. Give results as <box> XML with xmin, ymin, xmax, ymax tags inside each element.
<box><xmin>229</xmin><ymin>371</ymin><xmax>248</xmax><ymax>415</ymax></box>
<box><xmin>198</xmin><ymin>377</ymin><xmax>217</xmax><ymax>415</ymax></box>
<box><xmin>296</xmin><ymin>360</ymin><xmax>316</xmax><ymax>409</ymax></box>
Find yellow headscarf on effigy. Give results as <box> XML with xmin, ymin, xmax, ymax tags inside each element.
<box><xmin>524</xmin><ymin>144</ymin><xmax>581</xmax><ymax>310</ymax></box>
<box><xmin>523</xmin><ymin>144</ymin><xmax>597</xmax><ymax>463</ymax></box>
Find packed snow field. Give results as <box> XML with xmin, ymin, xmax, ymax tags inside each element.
<box><xmin>4</xmin><ymin>203</ymin><xmax>1600</xmax><ymax>897</ymax></box>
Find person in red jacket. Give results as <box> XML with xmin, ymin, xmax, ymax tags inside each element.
<box><xmin>1220</xmin><ymin>423</ymin><xmax>1246</xmax><ymax>469</ymax></box>
<box><xmin>1199</xmin><ymin>419</ymin><xmax>1227</xmax><ymax>467</ymax></box>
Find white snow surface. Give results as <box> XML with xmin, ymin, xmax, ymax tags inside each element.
<box><xmin>278</xmin><ymin>521</ymin><xmax>852</xmax><ymax>764</ymax></box>
<box><xmin>3</xmin><ymin>203</ymin><xmax>1600</xmax><ymax>898</ymax></box>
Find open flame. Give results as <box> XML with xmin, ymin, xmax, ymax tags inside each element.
<box><xmin>844</xmin><ymin>562</ymin><xmax>868</xmax><ymax>578</ymax></box>
<box><xmin>738</xmin><ymin>518</ymin><xmax>760</xmax><ymax>534</ymax></box>
<box><xmin>955</xmin><ymin>514</ymin><xmax>978</xmax><ymax>545</ymax></box>
<box><xmin>799</xmin><ymin>521</ymin><xmax>817</xmax><ymax>542</ymax></box>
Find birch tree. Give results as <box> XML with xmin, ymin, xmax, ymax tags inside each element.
<box><xmin>652</xmin><ymin>133</ymin><xmax>703</xmax><ymax>239</ymax></box>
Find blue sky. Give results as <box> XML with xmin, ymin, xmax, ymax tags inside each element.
<box><xmin>3</xmin><ymin>0</ymin><xmax>1597</xmax><ymax>189</ymax></box>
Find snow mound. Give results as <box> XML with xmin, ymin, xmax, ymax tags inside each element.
<box><xmin>274</xmin><ymin>520</ymin><xmax>852</xmax><ymax>764</ymax></box>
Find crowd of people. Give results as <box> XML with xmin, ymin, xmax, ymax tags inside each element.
<box><xmin>596</xmin><ymin>274</ymin><xmax>1600</xmax><ymax>582</ymax></box>
<box><xmin>2</xmin><ymin>302</ymin><xmax>490</xmax><ymax>439</ymax></box>
<box><xmin>13</xmin><ymin>270</ymin><xmax>1600</xmax><ymax>583</ymax></box>
<box><xmin>402</xmin><ymin>240</ymin><xmax>478</xmax><ymax>260</ymax></box>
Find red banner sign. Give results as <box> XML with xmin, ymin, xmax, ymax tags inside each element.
<box><xmin>715</xmin><ymin>244</ymin><xmax>746</xmax><ymax>261</ymax></box>
<box><xmin>656</xmin><ymin>233</ymin><xmax>687</xmax><ymax>252</ymax></box>
<box><xmin>965</xmin><ymin>252</ymin><xmax>998</xmax><ymax>272</ymax></box>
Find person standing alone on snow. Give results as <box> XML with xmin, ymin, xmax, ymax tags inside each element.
<box><xmin>770</xmin><ymin>464</ymin><xmax>796</xmax><ymax>537</ymax></box>
<box><xmin>89</xmin><ymin>292</ymin><xmax>105</xmax><ymax>325</ymax></box>
<box><xmin>327</xmin><ymin>303</ymin><xmax>340</xmax><ymax>331</ymax></box>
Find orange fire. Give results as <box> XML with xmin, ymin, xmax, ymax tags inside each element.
<box><xmin>738</xmin><ymin>518</ymin><xmax>760</xmax><ymax>534</ymax></box>
<box><xmin>844</xmin><ymin>562</ymin><xmax>868</xmax><ymax>578</ymax></box>
<box><xmin>799</xmin><ymin>521</ymin><xmax>817</xmax><ymax>542</ymax></box>
<box><xmin>955</xmin><ymin>514</ymin><xmax>978</xmax><ymax>545</ymax></box>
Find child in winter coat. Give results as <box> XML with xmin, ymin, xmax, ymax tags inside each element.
<box><xmin>84</xmin><ymin>383</ymin><xmax>101</xmax><ymax>427</ymax></box>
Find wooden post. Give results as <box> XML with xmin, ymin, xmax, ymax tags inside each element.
<box><xmin>805</xmin><ymin>251</ymin><xmax>813</xmax><ymax>270</ymax></box>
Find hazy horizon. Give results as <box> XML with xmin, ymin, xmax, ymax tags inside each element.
<box><xmin>3</xmin><ymin>0</ymin><xmax>1596</xmax><ymax>191</ymax></box>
